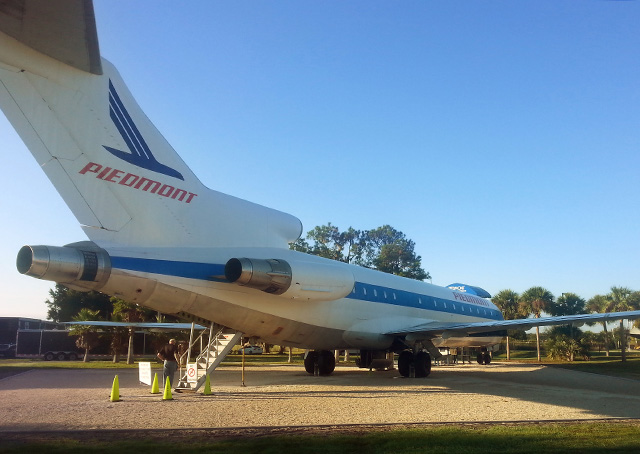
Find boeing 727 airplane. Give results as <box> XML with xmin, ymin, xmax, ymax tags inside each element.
<box><xmin>1</xmin><ymin>1</ymin><xmax>638</xmax><ymax>377</ymax></box>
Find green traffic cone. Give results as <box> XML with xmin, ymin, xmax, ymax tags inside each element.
<box><xmin>162</xmin><ymin>377</ymin><xmax>173</xmax><ymax>400</ymax></box>
<box><xmin>110</xmin><ymin>375</ymin><xmax>120</xmax><ymax>402</ymax></box>
<box><xmin>203</xmin><ymin>374</ymin><xmax>212</xmax><ymax>395</ymax></box>
<box><xmin>151</xmin><ymin>373</ymin><xmax>160</xmax><ymax>394</ymax></box>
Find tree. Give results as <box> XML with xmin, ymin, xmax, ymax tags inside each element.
<box><xmin>606</xmin><ymin>286</ymin><xmax>636</xmax><ymax>362</ymax></box>
<box><xmin>545</xmin><ymin>332</ymin><xmax>590</xmax><ymax>362</ymax></box>
<box><xmin>491</xmin><ymin>289</ymin><xmax>521</xmax><ymax>360</ymax></box>
<box><xmin>291</xmin><ymin>223</ymin><xmax>364</xmax><ymax>263</ymax></box>
<box><xmin>549</xmin><ymin>293</ymin><xmax>586</xmax><ymax>317</ymax></box>
<box><xmin>586</xmin><ymin>294</ymin><xmax>612</xmax><ymax>356</ymax></box>
<box><xmin>69</xmin><ymin>308</ymin><xmax>103</xmax><ymax>362</ymax></box>
<box><xmin>111</xmin><ymin>298</ymin><xmax>155</xmax><ymax>364</ymax></box>
<box><xmin>548</xmin><ymin>292</ymin><xmax>586</xmax><ymax>339</ymax></box>
<box><xmin>291</xmin><ymin>223</ymin><xmax>430</xmax><ymax>281</ymax></box>
<box><xmin>46</xmin><ymin>284</ymin><xmax>112</xmax><ymax>322</ymax></box>
<box><xmin>519</xmin><ymin>286</ymin><xmax>555</xmax><ymax>362</ymax></box>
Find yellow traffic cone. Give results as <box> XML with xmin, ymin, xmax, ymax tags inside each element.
<box><xmin>110</xmin><ymin>375</ymin><xmax>120</xmax><ymax>402</ymax></box>
<box><xmin>151</xmin><ymin>373</ymin><xmax>160</xmax><ymax>394</ymax></box>
<box><xmin>162</xmin><ymin>377</ymin><xmax>173</xmax><ymax>400</ymax></box>
<box><xmin>203</xmin><ymin>374</ymin><xmax>212</xmax><ymax>395</ymax></box>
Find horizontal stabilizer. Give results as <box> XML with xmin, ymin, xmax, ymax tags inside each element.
<box><xmin>0</xmin><ymin>0</ymin><xmax>102</xmax><ymax>74</ymax></box>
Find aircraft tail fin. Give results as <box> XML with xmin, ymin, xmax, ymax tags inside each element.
<box><xmin>0</xmin><ymin>1</ymin><xmax>301</xmax><ymax>249</ymax></box>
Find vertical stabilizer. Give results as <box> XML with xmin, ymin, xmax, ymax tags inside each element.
<box><xmin>0</xmin><ymin>3</ymin><xmax>301</xmax><ymax>249</ymax></box>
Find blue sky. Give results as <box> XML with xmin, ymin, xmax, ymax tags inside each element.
<box><xmin>1</xmin><ymin>1</ymin><xmax>639</xmax><ymax>319</ymax></box>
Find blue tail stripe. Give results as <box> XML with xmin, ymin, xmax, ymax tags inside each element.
<box><xmin>104</xmin><ymin>80</ymin><xmax>185</xmax><ymax>181</ymax></box>
<box><xmin>108</xmin><ymin>81</ymin><xmax>156</xmax><ymax>163</ymax></box>
<box><xmin>108</xmin><ymin>95</ymin><xmax>144</xmax><ymax>159</ymax></box>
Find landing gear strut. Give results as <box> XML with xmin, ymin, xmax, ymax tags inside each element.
<box><xmin>397</xmin><ymin>350</ymin><xmax>431</xmax><ymax>378</ymax></box>
<box><xmin>304</xmin><ymin>350</ymin><xmax>336</xmax><ymax>376</ymax></box>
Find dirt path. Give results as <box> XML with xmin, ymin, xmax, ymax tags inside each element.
<box><xmin>1</xmin><ymin>362</ymin><xmax>639</xmax><ymax>433</ymax></box>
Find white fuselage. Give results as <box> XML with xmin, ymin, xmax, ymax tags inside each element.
<box><xmin>97</xmin><ymin>246</ymin><xmax>504</xmax><ymax>350</ymax></box>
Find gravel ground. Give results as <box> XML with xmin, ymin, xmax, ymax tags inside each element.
<box><xmin>1</xmin><ymin>362</ymin><xmax>640</xmax><ymax>434</ymax></box>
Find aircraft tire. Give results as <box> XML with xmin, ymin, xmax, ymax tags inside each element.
<box><xmin>398</xmin><ymin>350</ymin><xmax>413</xmax><ymax>377</ymax></box>
<box><xmin>317</xmin><ymin>350</ymin><xmax>336</xmax><ymax>376</ymax></box>
<box><xmin>483</xmin><ymin>352</ymin><xmax>492</xmax><ymax>365</ymax></box>
<box><xmin>304</xmin><ymin>351</ymin><xmax>319</xmax><ymax>374</ymax></box>
<box><xmin>477</xmin><ymin>352</ymin><xmax>484</xmax><ymax>364</ymax></box>
<box><xmin>414</xmin><ymin>351</ymin><xmax>431</xmax><ymax>378</ymax></box>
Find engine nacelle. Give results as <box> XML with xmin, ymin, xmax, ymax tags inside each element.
<box><xmin>16</xmin><ymin>243</ymin><xmax>111</xmax><ymax>290</ymax></box>
<box><xmin>225</xmin><ymin>257</ymin><xmax>355</xmax><ymax>302</ymax></box>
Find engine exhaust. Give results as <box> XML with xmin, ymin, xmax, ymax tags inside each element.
<box><xmin>17</xmin><ymin>243</ymin><xmax>111</xmax><ymax>288</ymax></box>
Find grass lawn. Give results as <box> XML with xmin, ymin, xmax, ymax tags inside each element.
<box><xmin>2</xmin><ymin>422</ymin><xmax>640</xmax><ymax>453</ymax></box>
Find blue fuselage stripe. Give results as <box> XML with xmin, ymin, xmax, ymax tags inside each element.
<box><xmin>111</xmin><ymin>256</ymin><xmax>226</xmax><ymax>281</ymax></box>
<box><xmin>110</xmin><ymin>256</ymin><xmax>503</xmax><ymax>320</ymax></box>
<box><xmin>346</xmin><ymin>282</ymin><xmax>503</xmax><ymax>320</ymax></box>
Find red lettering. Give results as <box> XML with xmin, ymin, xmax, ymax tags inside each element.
<box><xmin>172</xmin><ymin>189</ymin><xmax>187</xmax><ymax>201</ymax></box>
<box><xmin>119</xmin><ymin>173</ymin><xmax>139</xmax><ymax>187</ymax></box>
<box><xmin>104</xmin><ymin>169</ymin><xmax>124</xmax><ymax>183</ymax></box>
<box><xmin>158</xmin><ymin>184</ymin><xmax>174</xmax><ymax>197</ymax></box>
<box><xmin>78</xmin><ymin>161</ymin><xmax>197</xmax><ymax>204</ymax></box>
<box><xmin>135</xmin><ymin>177</ymin><xmax>161</xmax><ymax>193</ymax></box>
<box><xmin>97</xmin><ymin>166</ymin><xmax>112</xmax><ymax>179</ymax></box>
<box><xmin>79</xmin><ymin>162</ymin><xmax>102</xmax><ymax>175</ymax></box>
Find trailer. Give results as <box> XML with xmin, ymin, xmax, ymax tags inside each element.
<box><xmin>16</xmin><ymin>329</ymin><xmax>82</xmax><ymax>360</ymax></box>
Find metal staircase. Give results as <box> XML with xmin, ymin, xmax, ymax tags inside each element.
<box><xmin>175</xmin><ymin>324</ymin><xmax>242</xmax><ymax>392</ymax></box>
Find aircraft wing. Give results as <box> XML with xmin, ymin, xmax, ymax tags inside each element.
<box><xmin>387</xmin><ymin>310</ymin><xmax>640</xmax><ymax>339</ymax></box>
<box><xmin>64</xmin><ymin>321</ymin><xmax>206</xmax><ymax>330</ymax></box>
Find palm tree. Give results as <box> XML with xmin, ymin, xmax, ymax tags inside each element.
<box><xmin>586</xmin><ymin>294</ymin><xmax>612</xmax><ymax>357</ymax></box>
<box><xmin>112</xmin><ymin>298</ymin><xmax>153</xmax><ymax>364</ymax></box>
<box><xmin>519</xmin><ymin>286</ymin><xmax>555</xmax><ymax>362</ymax></box>
<box><xmin>492</xmin><ymin>289</ymin><xmax>521</xmax><ymax>360</ymax></box>
<box><xmin>69</xmin><ymin>308</ymin><xmax>102</xmax><ymax>362</ymax></box>
<box><xmin>606</xmin><ymin>286</ymin><xmax>635</xmax><ymax>362</ymax></box>
<box><xmin>549</xmin><ymin>292</ymin><xmax>586</xmax><ymax>339</ymax></box>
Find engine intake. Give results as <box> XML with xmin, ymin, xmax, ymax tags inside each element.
<box><xmin>17</xmin><ymin>243</ymin><xmax>111</xmax><ymax>289</ymax></box>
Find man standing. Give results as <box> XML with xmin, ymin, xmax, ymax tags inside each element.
<box><xmin>157</xmin><ymin>338</ymin><xmax>180</xmax><ymax>388</ymax></box>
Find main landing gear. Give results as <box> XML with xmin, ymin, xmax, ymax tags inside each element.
<box><xmin>476</xmin><ymin>347</ymin><xmax>492</xmax><ymax>365</ymax></box>
<box><xmin>304</xmin><ymin>350</ymin><xmax>336</xmax><ymax>376</ymax></box>
<box><xmin>397</xmin><ymin>350</ymin><xmax>431</xmax><ymax>378</ymax></box>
